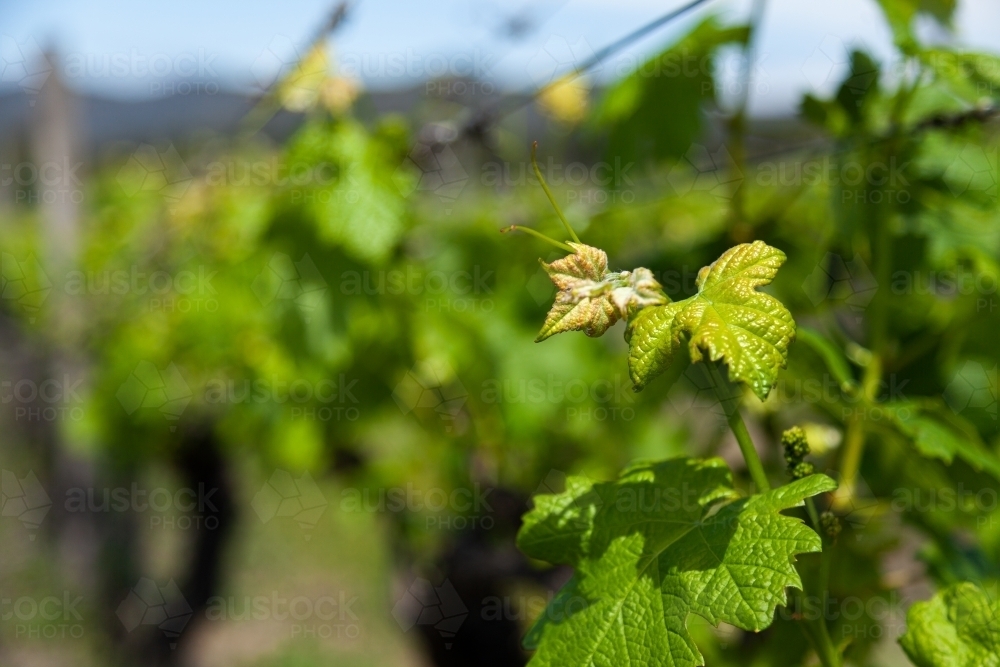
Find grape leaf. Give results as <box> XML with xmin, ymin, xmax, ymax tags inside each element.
<box><xmin>886</xmin><ymin>402</ymin><xmax>1000</xmax><ymax>481</ymax></box>
<box><xmin>626</xmin><ymin>241</ymin><xmax>795</xmax><ymax>399</ymax></box>
<box><xmin>876</xmin><ymin>0</ymin><xmax>956</xmax><ymax>52</ymax></box>
<box><xmin>517</xmin><ymin>457</ymin><xmax>836</xmax><ymax>667</ymax></box>
<box><xmin>899</xmin><ymin>581</ymin><xmax>1000</xmax><ymax>667</ymax></box>
<box><xmin>536</xmin><ymin>243</ymin><xmax>667</xmax><ymax>342</ymax></box>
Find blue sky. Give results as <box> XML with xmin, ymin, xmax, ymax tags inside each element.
<box><xmin>4</xmin><ymin>0</ymin><xmax>1000</xmax><ymax>115</ymax></box>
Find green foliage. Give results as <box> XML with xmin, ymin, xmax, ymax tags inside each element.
<box><xmin>887</xmin><ymin>402</ymin><xmax>1000</xmax><ymax>480</ymax></box>
<box><xmin>626</xmin><ymin>241</ymin><xmax>795</xmax><ymax>398</ymax></box>
<box><xmin>899</xmin><ymin>581</ymin><xmax>1000</xmax><ymax>667</ymax></box>
<box><xmin>283</xmin><ymin>117</ymin><xmax>411</xmax><ymax>264</ymax></box>
<box><xmin>876</xmin><ymin>0</ymin><xmax>957</xmax><ymax>52</ymax></box>
<box><xmin>594</xmin><ymin>17</ymin><xmax>749</xmax><ymax>164</ymax></box>
<box><xmin>517</xmin><ymin>458</ymin><xmax>836</xmax><ymax>667</ymax></box>
<box><xmin>3</xmin><ymin>0</ymin><xmax>1000</xmax><ymax>664</ymax></box>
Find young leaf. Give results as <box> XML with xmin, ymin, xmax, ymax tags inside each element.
<box><xmin>627</xmin><ymin>241</ymin><xmax>795</xmax><ymax>399</ymax></box>
<box><xmin>536</xmin><ymin>243</ymin><xmax>667</xmax><ymax>342</ymax></box>
<box><xmin>517</xmin><ymin>457</ymin><xmax>836</xmax><ymax>667</ymax></box>
<box><xmin>886</xmin><ymin>402</ymin><xmax>1000</xmax><ymax>481</ymax></box>
<box><xmin>899</xmin><ymin>582</ymin><xmax>1000</xmax><ymax>667</ymax></box>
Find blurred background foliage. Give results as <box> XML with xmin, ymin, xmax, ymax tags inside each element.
<box><xmin>1</xmin><ymin>0</ymin><xmax>1000</xmax><ymax>665</ymax></box>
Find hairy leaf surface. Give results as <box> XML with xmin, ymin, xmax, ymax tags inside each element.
<box><xmin>536</xmin><ymin>243</ymin><xmax>666</xmax><ymax>342</ymax></box>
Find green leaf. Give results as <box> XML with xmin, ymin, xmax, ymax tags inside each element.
<box><xmin>626</xmin><ymin>241</ymin><xmax>795</xmax><ymax>399</ymax></box>
<box><xmin>876</xmin><ymin>0</ymin><xmax>957</xmax><ymax>52</ymax></box>
<box><xmin>899</xmin><ymin>581</ymin><xmax>1000</xmax><ymax>667</ymax></box>
<box><xmin>886</xmin><ymin>402</ymin><xmax>1000</xmax><ymax>481</ymax></box>
<box><xmin>285</xmin><ymin>118</ymin><xmax>408</xmax><ymax>264</ymax></box>
<box><xmin>536</xmin><ymin>243</ymin><xmax>667</xmax><ymax>342</ymax></box>
<box><xmin>594</xmin><ymin>18</ymin><xmax>749</xmax><ymax>164</ymax></box>
<box><xmin>835</xmin><ymin>51</ymin><xmax>880</xmax><ymax>126</ymax></box>
<box><xmin>517</xmin><ymin>457</ymin><xmax>836</xmax><ymax>667</ymax></box>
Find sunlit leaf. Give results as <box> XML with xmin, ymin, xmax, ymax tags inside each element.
<box><xmin>627</xmin><ymin>241</ymin><xmax>795</xmax><ymax>399</ymax></box>
<box><xmin>518</xmin><ymin>457</ymin><xmax>836</xmax><ymax>667</ymax></box>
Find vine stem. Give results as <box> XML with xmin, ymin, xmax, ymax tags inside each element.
<box><xmin>501</xmin><ymin>225</ymin><xmax>575</xmax><ymax>253</ymax></box>
<box><xmin>796</xmin><ymin>505</ymin><xmax>841</xmax><ymax>667</ymax></box>
<box><xmin>707</xmin><ymin>363</ymin><xmax>770</xmax><ymax>492</ymax></box>
<box><xmin>531</xmin><ymin>142</ymin><xmax>581</xmax><ymax>244</ymax></box>
<box><xmin>725</xmin><ymin>407</ymin><xmax>770</xmax><ymax>493</ymax></box>
<box><xmin>835</xmin><ymin>150</ymin><xmax>891</xmax><ymax>507</ymax></box>
<box><xmin>811</xmin><ymin>542</ymin><xmax>843</xmax><ymax>667</ymax></box>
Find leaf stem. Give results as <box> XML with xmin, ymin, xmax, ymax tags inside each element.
<box><xmin>812</xmin><ymin>545</ymin><xmax>842</xmax><ymax>667</ymax></box>
<box><xmin>501</xmin><ymin>225</ymin><xmax>575</xmax><ymax>253</ymax></box>
<box><xmin>805</xmin><ymin>497</ymin><xmax>821</xmax><ymax>531</ymax></box>
<box><xmin>707</xmin><ymin>362</ymin><xmax>770</xmax><ymax>493</ymax></box>
<box><xmin>726</xmin><ymin>407</ymin><xmax>771</xmax><ymax>493</ymax></box>
<box><xmin>531</xmin><ymin>142</ymin><xmax>581</xmax><ymax>243</ymax></box>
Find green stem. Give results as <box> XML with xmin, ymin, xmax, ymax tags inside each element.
<box><xmin>834</xmin><ymin>380</ymin><xmax>872</xmax><ymax>508</ymax></box>
<box><xmin>531</xmin><ymin>142</ymin><xmax>581</xmax><ymax>244</ymax></box>
<box><xmin>805</xmin><ymin>497</ymin><xmax>821</xmax><ymax>531</ymax></box>
<box><xmin>836</xmin><ymin>212</ymin><xmax>889</xmax><ymax>507</ymax></box>
<box><xmin>727</xmin><ymin>407</ymin><xmax>771</xmax><ymax>493</ymax></box>
<box><xmin>813</xmin><ymin>544</ymin><xmax>842</xmax><ymax>667</ymax></box>
<box><xmin>795</xmin><ymin>548</ymin><xmax>841</xmax><ymax>667</ymax></box>
<box><xmin>501</xmin><ymin>225</ymin><xmax>575</xmax><ymax>253</ymax></box>
<box><xmin>707</xmin><ymin>362</ymin><xmax>770</xmax><ymax>492</ymax></box>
